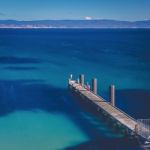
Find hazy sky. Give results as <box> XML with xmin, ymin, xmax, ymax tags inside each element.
<box><xmin>0</xmin><ymin>0</ymin><xmax>150</xmax><ymax>21</ymax></box>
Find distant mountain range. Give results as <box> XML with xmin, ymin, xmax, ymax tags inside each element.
<box><xmin>0</xmin><ymin>19</ymin><xmax>150</xmax><ymax>28</ymax></box>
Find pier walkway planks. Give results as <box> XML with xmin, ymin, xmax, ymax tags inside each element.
<box><xmin>68</xmin><ymin>80</ymin><xmax>137</xmax><ymax>132</ymax></box>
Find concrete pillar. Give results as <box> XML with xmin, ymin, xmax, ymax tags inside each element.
<box><xmin>92</xmin><ymin>78</ymin><xmax>97</xmax><ymax>95</ymax></box>
<box><xmin>79</xmin><ymin>74</ymin><xmax>84</xmax><ymax>86</ymax></box>
<box><xmin>109</xmin><ymin>85</ymin><xmax>115</xmax><ymax>106</ymax></box>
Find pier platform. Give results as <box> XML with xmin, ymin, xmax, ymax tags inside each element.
<box><xmin>68</xmin><ymin>76</ymin><xmax>150</xmax><ymax>143</ymax></box>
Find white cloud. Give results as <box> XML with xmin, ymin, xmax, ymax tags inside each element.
<box><xmin>85</xmin><ymin>16</ymin><xmax>92</xmax><ymax>20</ymax></box>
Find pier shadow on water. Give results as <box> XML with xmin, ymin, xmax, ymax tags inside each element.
<box><xmin>0</xmin><ymin>79</ymin><xmax>142</xmax><ymax>150</ymax></box>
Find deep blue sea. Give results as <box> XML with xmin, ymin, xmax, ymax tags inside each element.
<box><xmin>0</xmin><ymin>29</ymin><xmax>150</xmax><ymax>150</ymax></box>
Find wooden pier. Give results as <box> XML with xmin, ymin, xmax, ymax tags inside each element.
<box><xmin>68</xmin><ymin>74</ymin><xmax>150</xmax><ymax>142</ymax></box>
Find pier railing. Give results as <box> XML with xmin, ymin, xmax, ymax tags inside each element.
<box><xmin>137</xmin><ymin>119</ymin><xmax>150</xmax><ymax>140</ymax></box>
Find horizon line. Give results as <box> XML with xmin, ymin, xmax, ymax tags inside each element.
<box><xmin>0</xmin><ymin>19</ymin><xmax>150</xmax><ymax>22</ymax></box>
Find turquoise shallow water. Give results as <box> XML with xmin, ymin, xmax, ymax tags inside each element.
<box><xmin>0</xmin><ymin>29</ymin><xmax>150</xmax><ymax>149</ymax></box>
<box><xmin>0</xmin><ymin>111</ymin><xmax>89</xmax><ymax>150</ymax></box>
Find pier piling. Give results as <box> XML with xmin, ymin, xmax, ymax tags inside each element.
<box><xmin>109</xmin><ymin>85</ymin><xmax>115</xmax><ymax>107</ymax></box>
<box><xmin>92</xmin><ymin>78</ymin><xmax>97</xmax><ymax>95</ymax></box>
<box><xmin>79</xmin><ymin>74</ymin><xmax>84</xmax><ymax>86</ymax></box>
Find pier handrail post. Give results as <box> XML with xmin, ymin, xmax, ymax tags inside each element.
<box><xmin>70</xmin><ymin>74</ymin><xmax>73</xmax><ymax>80</ymax></box>
<box><xmin>79</xmin><ymin>74</ymin><xmax>84</xmax><ymax>87</ymax></box>
<box><xmin>134</xmin><ymin>124</ymin><xmax>139</xmax><ymax>135</ymax></box>
<box><xmin>68</xmin><ymin>74</ymin><xmax>73</xmax><ymax>84</ymax></box>
<box><xmin>109</xmin><ymin>85</ymin><xmax>115</xmax><ymax>106</ymax></box>
<box><xmin>77</xmin><ymin>78</ymin><xmax>80</xmax><ymax>84</ymax></box>
<box><xmin>92</xmin><ymin>78</ymin><xmax>97</xmax><ymax>95</ymax></box>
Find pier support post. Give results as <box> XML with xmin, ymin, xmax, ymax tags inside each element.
<box><xmin>92</xmin><ymin>78</ymin><xmax>97</xmax><ymax>95</ymax></box>
<box><xmin>109</xmin><ymin>85</ymin><xmax>115</xmax><ymax>106</ymax></box>
<box><xmin>79</xmin><ymin>74</ymin><xmax>84</xmax><ymax>86</ymax></box>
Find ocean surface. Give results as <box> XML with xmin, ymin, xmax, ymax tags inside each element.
<box><xmin>0</xmin><ymin>29</ymin><xmax>150</xmax><ymax>150</ymax></box>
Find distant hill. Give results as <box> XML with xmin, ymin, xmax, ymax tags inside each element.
<box><xmin>0</xmin><ymin>19</ymin><xmax>150</xmax><ymax>28</ymax></box>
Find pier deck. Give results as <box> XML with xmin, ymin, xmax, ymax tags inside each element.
<box><xmin>68</xmin><ymin>80</ymin><xmax>138</xmax><ymax>133</ymax></box>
